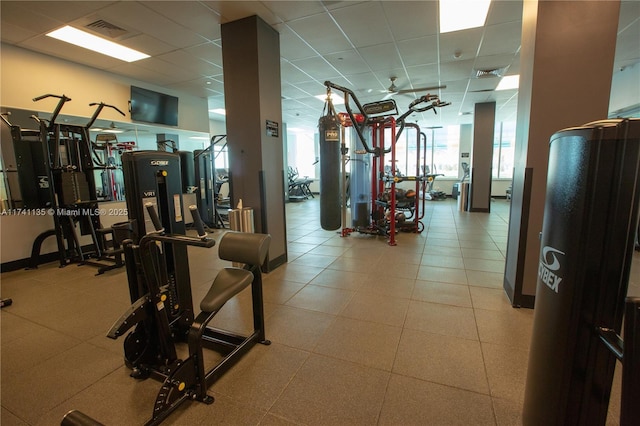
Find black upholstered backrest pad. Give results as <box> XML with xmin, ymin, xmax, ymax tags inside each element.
<box><xmin>218</xmin><ymin>232</ymin><xmax>271</xmax><ymax>266</ymax></box>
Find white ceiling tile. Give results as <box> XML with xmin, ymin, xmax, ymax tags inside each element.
<box><xmin>281</xmin><ymin>60</ymin><xmax>315</xmax><ymax>84</ymax></box>
<box><xmin>185</xmin><ymin>42</ymin><xmax>224</xmax><ymax>67</ymax></box>
<box><xmin>439</xmin><ymin>58</ymin><xmax>476</xmax><ymax>81</ymax></box>
<box><xmin>479</xmin><ymin>21</ymin><xmax>521</xmax><ymax>57</ymax></box>
<box><xmin>0</xmin><ymin>1</ymin><xmax>64</xmax><ymax>35</ymax></box>
<box><xmin>486</xmin><ymin>0</ymin><xmax>523</xmax><ymax>26</ymax></box>
<box><xmin>397</xmin><ymin>36</ymin><xmax>439</xmax><ymax>67</ymax></box>
<box><xmin>439</xmin><ymin>27</ymin><xmax>483</xmax><ymax>63</ymax></box>
<box><xmin>143</xmin><ymin>1</ymin><xmax>222</xmax><ymax>41</ymax></box>
<box><xmin>263</xmin><ymin>1</ymin><xmax>326</xmax><ymax>22</ymax></box>
<box><xmin>290</xmin><ymin>56</ymin><xmax>342</xmax><ymax>80</ymax></box>
<box><xmin>405</xmin><ymin>64</ymin><xmax>441</xmax><ymax>86</ymax></box>
<box><xmin>287</xmin><ymin>13</ymin><xmax>352</xmax><ymax>54</ymax></box>
<box><xmin>202</xmin><ymin>1</ymin><xmax>281</xmax><ymax>26</ymax></box>
<box><xmin>331</xmin><ymin>2</ymin><xmax>392</xmax><ymax>48</ymax></box>
<box><xmin>382</xmin><ymin>1</ymin><xmax>439</xmax><ymax>40</ymax></box>
<box><xmin>96</xmin><ymin>2</ymin><xmax>208</xmax><ymax>49</ymax></box>
<box><xmin>473</xmin><ymin>54</ymin><xmax>517</xmax><ymax>72</ymax></box>
<box><xmin>156</xmin><ymin>50</ymin><xmax>221</xmax><ymax>76</ymax></box>
<box><xmin>0</xmin><ymin>21</ymin><xmax>39</xmax><ymax>44</ymax></box>
<box><xmin>324</xmin><ymin>49</ymin><xmax>371</xmax><ymax>74</ymax></box>
<box><xmin>122</xmin><ymin>34</ymin><xmax>176</xmax><ymax>57</ymax></box>
<box><xmin>279</xmin><ymin>26</ymin><xmax>318</xmax><ymax>61</ymax></box>
<box><xmin>359</xmin><ymin>43</ymin><xmax>403</xmax><ymax>71</ymax></box>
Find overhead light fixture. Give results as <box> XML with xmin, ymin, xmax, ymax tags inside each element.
<box><xmin>314</xmin><ymin>93</ymin><xmax>344</xmax><ymax>104</ymax></box>
<box><xmin>189</xmin><ymin>136</ymin><xmax>210</xmax><ymax>140</ymax></box>
<box><xmin>46</xmin><ymin>25</ymin><xmax>149</xmax><ymax>62</ymax></box>
<box><xmin>439</xmin><ymin>0</ymin><xmax>492</xmax><ymax>33</ymax></box>
<box><xmin>209</xmin><ymin>108</ymin><xmax>226</xmax><ymax>115</ymax></box>
<box><xmin>496</xmin><ymin>75</ymin><xmax>519</xmax><ymax>91</ymax></box>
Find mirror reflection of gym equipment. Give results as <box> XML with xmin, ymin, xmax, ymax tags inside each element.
<box><xmin>1</xmin><ymin>95</ymin><xmax>128</xmax><ymax>274</ymax></box>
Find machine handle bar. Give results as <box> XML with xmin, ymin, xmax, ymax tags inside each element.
<box><xmin>324</xmin><ymin>81</ymin><xmax>386</xmax><ymax>155</ymax></box>
<box><xmin>33</xmin><ymin>94</ymin><xmax>72</xmax><ymax>131</ymax></box>
<box><xmin>140</xmin><ymin>203</ymin><xmax>215</xmax><ymax>249</ymax></box>
<box><xmin>87</xmin><ymin>102</ymin><xmax>126</xmax><ymax>129</ymax></box>
<box><xmin>188</xmin><ymin>205</ymin><xmax>208</xmax><ymax>238</ymax></box>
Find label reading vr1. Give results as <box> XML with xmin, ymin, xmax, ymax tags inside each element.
<box><xmin>538</xmin><ymin>246</ymin><xmax>565</xmax><ymax>293</ymax></box>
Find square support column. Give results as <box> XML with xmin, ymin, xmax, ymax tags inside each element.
<box><xmin>504</xmin><ymin>0</ymin><xmax>620</xmax><ymax>307</ymax></box>
<box><xmin>469</xmin><ymin>102</ymin><xmax>495</xmax><ymax>212</ymax></box>
<box><xmin>222</xmin><ymin>15</ymin><xmax>287</xmax><ymax>270</ymax></box>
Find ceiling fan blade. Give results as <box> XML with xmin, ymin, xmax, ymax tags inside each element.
<box><xmin>396</xmin><ymin>84</ymin><xmax>447</xmax><ymax>94</ymax></box>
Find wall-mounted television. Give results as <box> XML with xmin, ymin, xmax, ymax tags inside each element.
<box><xmin>130</xmin><ymin>86</ymin><xmax>178</xmax><ymax>126</ymax></box>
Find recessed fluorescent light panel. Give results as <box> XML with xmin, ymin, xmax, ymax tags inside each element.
<box><xmin>46</xmin><ymin>26</ymin><xmax>149</xmax><ymax>62</ymax></box>
<box><xmin>496</xmin><ymin>75</ymin><xmax>520</xmax><ymax>91</ymax></box>
<box><xmin>314</xmin><ymin>93</ymin><xmax>344</xmax><ymax>104</ymax></box>
<box><xmin>209</xmin><ymin>108</ymin><xmax>226</xmax><ymax>115</ymax></box>
<box><xmin>439</xmin><ymin>0</ymin><xmax>492</xmax><ymax>33</ymax></box>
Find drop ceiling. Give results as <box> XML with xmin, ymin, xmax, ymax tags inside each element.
<box><xmin>1</xmin><ymin>1</ymin><xmax>639</xmax><ymax>134</ymax></box>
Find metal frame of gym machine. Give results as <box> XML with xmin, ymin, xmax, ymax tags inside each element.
<box><xmin>3</xmin><ymin>94</ymin><xmax>126</xmax><ymax>273</ymax></box>
<box><xmin>322</xmin><ymin>81</ymin><xmax>449</xmax><ymax>245</ymax></box>
<box><xmin>108</xmin><ymin>150</ymin><xmax>271</xmax><ymax>425</ymax></box>
<box><xmin>194</xmin><ymin>134</ymin><xmax>228</xmax><ymax>229</ymax></box>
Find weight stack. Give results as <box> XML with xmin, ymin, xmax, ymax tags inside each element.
<box><xmin>523</xmin><ymin>118</ymin><xmax>640</xmax><ymax>425</ymax></box>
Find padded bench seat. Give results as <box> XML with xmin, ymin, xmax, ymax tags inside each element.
<box><xmin>200</xmin><ymin>268</ymin><xmax>253</xmax><ymax>313</ymax></box>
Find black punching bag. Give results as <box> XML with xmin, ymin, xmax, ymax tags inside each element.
<box><xmin>319</xmin><ymin>114</ymin><xmax>341</xmax><ymax>230</ymax></box>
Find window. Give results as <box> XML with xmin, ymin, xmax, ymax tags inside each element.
<box><xmin>430</xmin><ymin>125</ymin><xmax>460</xmax><ymax>178</ymax></box>
<box><xmin>287</xmin><ymin>130</ymin><xmax>316</xmax><ymax>179</ymax></box>
<box><xmin>492</xmin><ymin>121</ymin><xmax>516</xmax><ymax>179</ymax></box>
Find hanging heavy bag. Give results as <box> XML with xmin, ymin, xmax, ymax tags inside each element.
<box><xmin>318</xmin><ymin>114</ymin><xmax>341</xmax><ymax>230</ymax></box>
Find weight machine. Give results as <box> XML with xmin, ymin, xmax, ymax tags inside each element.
<box><xmin>194</xmin><ymin>134</ymin><xmax>229</xmax><ymax>229</ymax></box>
<box><xmin>2</xmin><ymin>94</ymin><xmax>127</xmax><ymax>273</ymax></box>
<box><xmin>108</xmin><ymin>150</ymin><xmax>271</xmax><ymax>425</ymax></box>
<box><xmin>319</xmin><ymin>81</ymin><xmax>449</xmax><ymax>245</ymax></box>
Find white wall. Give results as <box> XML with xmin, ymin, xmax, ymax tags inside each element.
<box><xmin>1</xmin><ymin>44</ymin><xmax>209</xmax><ymax>132</ymax></box>
<box><xmin>0</xmin><ymin>44</ymin><xmax>212</xmax><ymax>266</ymax></box>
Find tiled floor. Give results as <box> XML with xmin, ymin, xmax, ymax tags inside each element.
<box><xmin>1</xmin><ymin>198</ymin><xmax>638</xmax><ymax>425</ymax></box>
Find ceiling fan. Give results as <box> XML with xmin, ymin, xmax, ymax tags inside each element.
<box><xmin>381</xmin><ymin>77</ymin><xmax>447</xmax><ymax>99</ymax></box>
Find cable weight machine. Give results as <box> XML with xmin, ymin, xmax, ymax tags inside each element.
<box><xmin>108</xmin><ymin>150</ymin><xmax>272</xmax><ymax>425</ymax></box>
<box><xmin>9</xmin><ymin>94</ymin><xmax>128</xmax><ymax>273</ymax></box>
<box><xmin>319</xmin><ymin>81</ymin><xmax>449</xmax><ymax>245</ymax></box>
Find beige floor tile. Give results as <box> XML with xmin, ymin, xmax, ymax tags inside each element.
<box><xmin>285</xmin><ymin>284</ymin><xmax>355</xmax><ymax>315</ymax></box>
<box><xmin>467</xmin><ymin>270</ymin><xmax>504</xmax><ymax>289</ymax></box>
<box><xmin>265</xmin><ymin>305</ymin><xmax>335</xmax><ymax>351</ymax></box>
<box><xmin>393</xmin><ymin>328</ymin><xmax>489</xmax><ymax>394</ymax></box>
<box><xmin>211</xmin><ymin>343</ymin><xmax>309</xmax><ymax>411</ymax></box>
<box><xmin>482</xmin><ymin>342</ymin><xmax>529</xmax><ymax>403</ymax></box>
<box><xmin>309</xmin><ymin>268</ymin><xmax>368</xmax><ymax>291</ymax></box>
<box><xmin>412</xmin><ymin>280</ymin><xmax>472</xmax><ymax>307</ymax></box>
<box><xmin>313</xmin><ymin>316</ymin><xmax>402</xmax><ymax>370</ymax></box>
<box><xmin>356</xmin><ymin>275</ymin><xmax>415</xmax><ymax>301</ymax></box>
<box><xmin>340</xmin><ymin>291</ymin><xmax>410</xmax><ymax>327</ymax></box>
<box><xmin>464</xmin><ymin>257</ymin><xmax>506</xmax><ymax>273</ymax></box>
<box><xmin>470</xmin><ymin>286</ymin><xmax>515</xmax><ymax>312</ymax></box>
<box><xmin>380</xmin><ymin>374</ymin><xmax>495</xmax><ymax>425</ymax></box>
<box><xmin>417</xmin><ymin>265</ymin><xmax>468</xmax><ymax>285</ymax></box>
<box><xmin>405</xmin><ymin>300</ymin><xmax>478</xmax><ymax>340</ymax></box>
<box><xmin>475</xmin><ymin>307</ymin><xmax>534</xmax><ymax>349</ymax></box>
<box><xmin>269</xmin><ymin>354</ymin><xmax>389</xmax><ymax>425</ymax></box>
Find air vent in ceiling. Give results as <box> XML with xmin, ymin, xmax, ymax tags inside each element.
<box><xmin>474</xmin><ymin>67</ymin><xmax>506</xmax><ymax>78</ymax></box>
<box><xmin>85</xmin><ymin>19</ymin><xmax>128</xmax><ymax>39</ymax></box>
